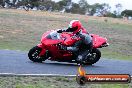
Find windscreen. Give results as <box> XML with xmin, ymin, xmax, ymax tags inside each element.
<box><xmin>49</xmin><ymin>31</ymin><xmax>60</xmax><ymax>40</ymax></box>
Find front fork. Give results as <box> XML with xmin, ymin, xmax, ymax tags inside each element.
<box><xmin>37</xmin><ymin>43</ymin><xmax>47</xmax><ymax>56</ymax></box>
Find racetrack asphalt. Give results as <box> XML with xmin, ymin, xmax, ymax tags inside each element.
<box><xmin>0</xmin><ymin>50</ymin><xmax>132</xmax><ymax>75</ymax></box>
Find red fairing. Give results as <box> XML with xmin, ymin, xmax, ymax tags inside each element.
<box><xmin>37</xmin><ymin>43</ymin><xmax>43</xmax><ymax>48</ymax></box>
<box><xmin>91</xmin><ymin>34</ymin><xmax>107</xmax><ymax>48</ymax></box>
<box><xmin>37</xmin><ymin>31</ymin><xmax>53</xmax><ymax>56</ymax></box>
<box><xmin>40</xmin><ymin>30</ymin><xmax>52</xmax><ymax>44</ymax></box>
<box><xmin>35</xmin><ymin>30</ymin><xmax>108</xmax><ymax>61</ymax></box>
<box><xmin>61</xmin><ymin>33</ymin><xmax>81</xmax><ymax>46</ymax></box>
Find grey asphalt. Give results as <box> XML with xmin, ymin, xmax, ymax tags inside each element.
<box><xmin>0</xmin><ymin>50</ymin><xmax>132</xmax><ymax>75</ymax></box>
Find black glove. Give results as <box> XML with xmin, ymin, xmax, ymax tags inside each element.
<box><xmin>57</xmin><ymin>30</ymin><xmax>63</xmax><ymax>33</ymax></box>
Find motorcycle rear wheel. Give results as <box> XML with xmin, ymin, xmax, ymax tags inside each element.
<box><xmin>28</xmin><ymin>46</ymin><xmax>47</xmax><ymax>62</ymax></box>
<box><xmin>84</xmin><ymin>48</ymin><xmax>101</xmax><ymax>65</ymax></box>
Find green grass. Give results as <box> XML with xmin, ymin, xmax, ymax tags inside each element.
<box><xmin>101</xmin><ymin>48</ymin><xmax>132</xmax><ymax>60</ymax></box>
<box><xmin>0</xmin><ymin>9</ymin><xmax>132</xmax><ymax>88</ymax></box>
<box><xmin>0</xmin><ymin>9</ymin><xmax>132</xmax><ymax>60</ymax></box>
<box><xmin>0</xmin><ymin>76</ymin><xmax>131</xmax><ymax>88</ymax></box>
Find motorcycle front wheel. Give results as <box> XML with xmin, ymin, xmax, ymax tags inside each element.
<box><xmin>28</xmin><ymin>46</ymin><xmax>47</xmax><ymax>62</ymax></box>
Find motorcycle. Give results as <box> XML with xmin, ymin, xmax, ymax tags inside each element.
<box><xmin>28</xmin><ymin>30</ymin><xmax>109</xmax><ymax>65</ymax></box>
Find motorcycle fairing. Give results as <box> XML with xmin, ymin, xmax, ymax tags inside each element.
<box><xmin>61</xmin><ymin>33</ymin><xmax>81</xmax><ymax>46</ymax></box>
<box><xmin>91</xmin><ymin>34</ymin><xmax>107</xmax><ymax>48</ymax></box>
<box><xmin>37</xmin><ymin>30</ymin><xmax>108</xmax><ymax>61</ymax></box>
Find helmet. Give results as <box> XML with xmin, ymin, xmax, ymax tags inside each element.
<box><xmin>68</xmin><ymin>20</ymin><xmax>82</xmax><ymax>34</ymax></box>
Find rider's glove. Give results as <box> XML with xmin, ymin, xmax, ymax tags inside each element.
<box><xmin>57</xmin><ymin>29</ymin><xmax>63</xmax><ymax>33</ymax></box>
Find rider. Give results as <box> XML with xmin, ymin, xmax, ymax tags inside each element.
<box><xmin>57</xmin><ymin>20</ymin><xmax>93</xmax><ymax>63</ymax></box>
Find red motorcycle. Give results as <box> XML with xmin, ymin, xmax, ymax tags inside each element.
<box><xmin>28</xmin><ymin>30</ymin><xmax>109</xmax><ymax>65</ymax></box>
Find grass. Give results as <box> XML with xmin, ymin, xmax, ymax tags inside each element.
<box><xmin>0</xmin><ymin>9</ymin><xmax>132</xmax><ymax>60</ymax></box>
<box><xmin>101</xmin><ymin>49</ymin><xmax>132</xmax><ymax>60</ymax></box>
<box><xmin>0</xmin><ymin>8</ymin><xmax>132</xmax><ymax>88</ymax></box>
<box><xmin>0</xmin><ymin>76</ymin><xmax>131</xmax><ymax>88</ymax></box>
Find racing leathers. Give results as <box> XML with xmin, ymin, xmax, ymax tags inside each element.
<box><xmin>57</xmin><ymin>28</ymin><xmax>93</xmax><ymax>63</ymax></box>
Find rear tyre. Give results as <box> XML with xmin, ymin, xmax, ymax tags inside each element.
<box><xmin>28</xmin><ymin>46</ymin><xmax>47</xmax><ymax>62</ymax></box>
<box><xmin>84</xmin><ymin>49</ymin><xmax>101</xmax><ymax>65</ymax></box>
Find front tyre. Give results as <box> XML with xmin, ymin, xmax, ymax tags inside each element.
<box><xmin>84</xmin><ymin>49</ymin><xmax>101</xmax><ymax>65</ymax></box>
<box><xmin>28</xmin><ymin>46</ymin><xmax>46</xmax><ymax>62</ymax></box>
